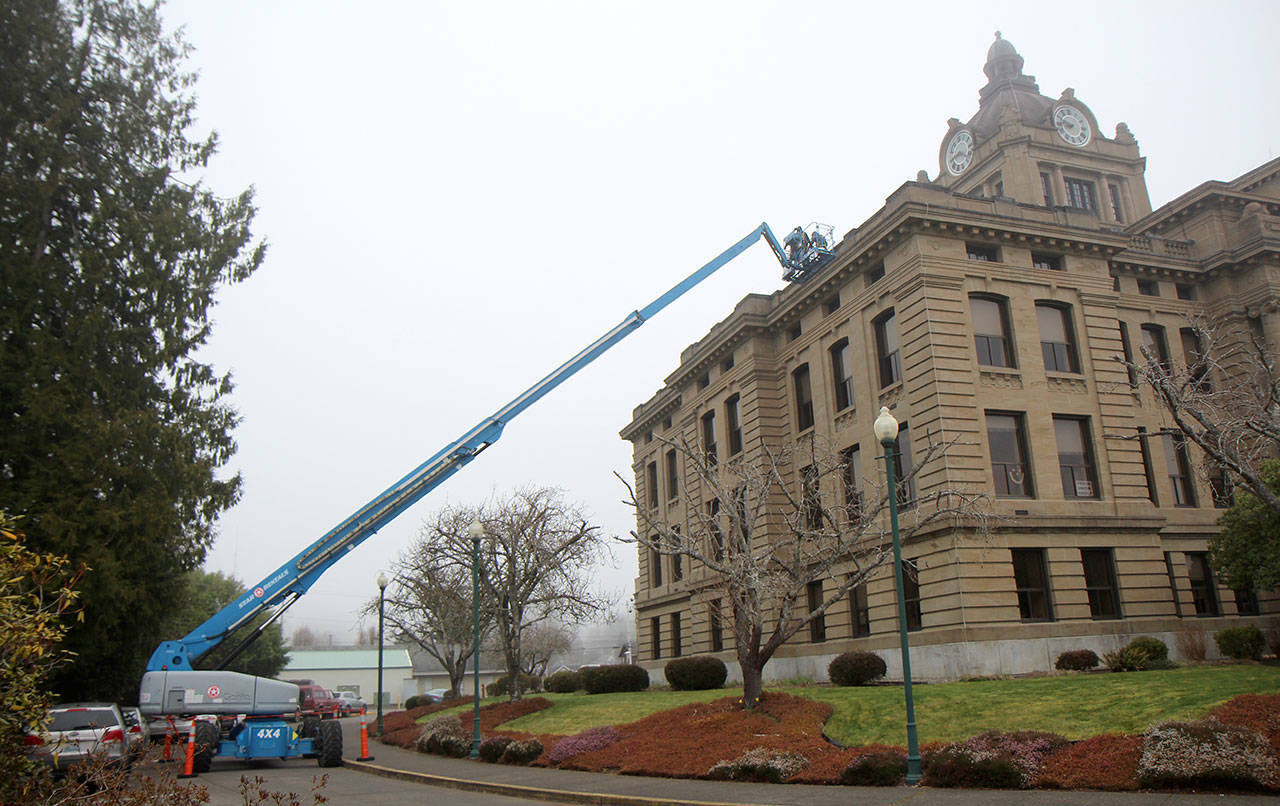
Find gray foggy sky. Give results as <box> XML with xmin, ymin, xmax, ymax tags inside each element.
<box><xmin>160</xmin><ymin>0</ymin><xmax>1280</xmax><ymax>643</ymax></box>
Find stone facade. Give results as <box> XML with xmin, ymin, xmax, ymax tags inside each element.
<box><xmin>621</xmin><ymin>34</ymin><xmax>1280</xmax><ymax>683</ymax></box>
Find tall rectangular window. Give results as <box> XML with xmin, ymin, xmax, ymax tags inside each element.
<box><xmin>1186</xmin><ymin>552</ymin><xmax>1220</xmax><ymax>616</ymax></box>
<box><xmin>1037</xmin><ymin>303</ymin><xmax>1080</xmax><ymax>373</ymax></box>
<box><xmin>733</xmin><ymin>486</ymin><xmax>749</xmax><ymax>543</ymax></box>
<box><xmin>1054</xmin><ymin>416</ymin><xmax>1099</xmax><ymax>499</ymax></box>
<box><xmin>1164</xmin><ymin>551</ymin><xmax>1183</xmax><ymax>618</ymax></box>
<box><xmin>902</xmin><ymin>562</ymin><xmax>922</xmax><ymax>631</ymax></box>
<box><xmin>971</xmin><ymin>296</ymin><xmax>1015</xmax><ymax>368</ymax></box>
<box><xmin>1164</xmin><ymin>433</ymin><xmax>1197</xmax><ymax>507</ymax></box>
<box><xmin>671</xmin><ymin>613</ymin><xmax>682</xmax><ymax>657</ymax></box>
<box><xmin>894</xmin><ymin>423</ymin><xmax>916</xmax><ymax>509</ymax></box>
<box><xmin>1209</xmin><ymin>471</ymin><xmax>1233</xmax><ymax>509</ymax></box>
<box><xmin>1108</xmin><ymin>183</ymin><xmax>1125</xmax><ymax>223</ymax></box>
<box><xmin>841</xmin><ymin>445</ymin><xmax>863</xmax><ymax>520</ymax></box>
<box><xmin>1141</xmin><ymin>324</ymin><xmax>1170</xmax><ymax>369</ymax></box>
<box><xmin>709</xmin><ymin>600</ymin><xmax>724</xmax><ymax>652</ymax></box>
<box><xmin>1012</xmin><ymin>548</ymin><xmax>1054</xmax><ymax>621</ymax></box>
<box><xmin>649</xmin><ymin>545</ymin><xmax>662</xmax><ymax>587</ymax></box>
<box><xmin>666</xmin><ymin>449</ymin><xmax>679</xmax><ymax>500</ymax></box>
<box><xmin>830</xmin><ymin>338</ymin><xmax>853</xmax><ymax>411</ymax></box>
<box><xmin>1081</xmin><ymin>549</ymin><xmax>1122</xmax><ymax>619</ymax></box>
<box><xmin>724</xmin><ymin>395</ymin><xmax>743</xmax><ymax>456</ymax></box>
<box><xmin>848</xmin><ymin>580</ymin><xmax>870</xmax><ymax>637</ymax></box>
<box><xmin>1137</xmin><ymin>427</ymin><xmax>1160</xmax><ymax>505</ymax></box>
<box><xmin>1064</xmin><ymin>177</ymin><xmax>1097</xmax><ymax>211</ymax></box>
<box><xmin>1041</xmin><ymin>172</ymin><xmax>1054</xmax><ymax>206</ymax></box>
<box><xmin>646</xmin><ymin>461</ymin><xmax>659</xmax><ymax>508</ymax></box>
<box><xmin>669</xmin><ymin>529</ymin><xmax>683</xmax><ymax>581</ymax></box>
<box><xmin>807</xmin><ymin>580</ymin><xmax>827</xmax><ymax>643</ymax></box>
<box><xmin>701</xmin><ymin>411</ymin><xmax>717</xmax><ymax>466</ymax></box>
<box><xmin>793</xmin><ymin>364</ymin><xmax>814</xmax><ymax>432</ymax></box>
<box><xmin>651</xmin><ymin>617</ymin><xmax>661</xmax><ymax>659</ymax></box>
<box><xmin>1118</xmin><ymin>322</ymin><xmax>1138</xmax><ymax>388</ymax></box>
<box><xmin>986</xmin><ymin>412</ymin><xmax>1034</xmax><ymax>498</ymax></box>
<box><xmin>706</xmin><ymin>499</ymin><xmax>723</xmax><ymax>561</ymax></box>
<box><xmin>874</xmin><ymin>309</ymin><xmax>901</xmax><ymax>387</ymax></box>
<box><xmin>801</xmin><ymin>464</ymin><xmax>824</xmax><ymax>530</ymax></box>
<box><xmin>1181</xmin><ymin>328</ymin><xmax>1211</xmax><ymax>391</ymax></box>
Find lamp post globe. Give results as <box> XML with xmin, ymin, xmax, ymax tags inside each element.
<box><xmin>375</xmin><ymin>572</ymin><xmax>389</xmax><ymax>736</ymax></box>
<box><xmin>873</xmin><ymin>405</ymin><xmax>899</xmax><ymax>445</ymax></box>
<box><xmin>467</xmin><ymin>518</ymin><xmax>484</xmax><ymax>758</ymax></box>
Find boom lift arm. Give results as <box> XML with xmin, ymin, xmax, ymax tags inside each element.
<box><xmin>144</xmin><ymin>222</ymin><xmax>827</xmax><ymax>677</ymax></box>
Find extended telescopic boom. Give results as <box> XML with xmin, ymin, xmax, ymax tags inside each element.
<box><xmin>145</xmin><ymin>222</ymin><xmax>829</xmax><ymax>674</ymax></box>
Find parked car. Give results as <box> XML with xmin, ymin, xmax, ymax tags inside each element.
<box><xmin>334</xmin><ymin>691</ymin><xmax>366</xmax><ymax>715</ymax></box>
<box><xmin>25</xmin><ymin>703</ymin><xmax>130</xmax><ymax>774</ymax></box>
<box><xmin>425</xmin><ymin>688</ymin><xmax>450</xmax><ymax>703</ymax></box>
<box><xmin>297</xmin><ymin>685</ymin><xmax>343</xmax><ymax>718</ymax></box>
<box><xmin>119</xmin><ymin>706</ymin><xmax>150</xmax><ymax>759</ymax></box>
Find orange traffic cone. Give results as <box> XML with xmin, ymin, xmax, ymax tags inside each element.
<box><xmin>356</xmin><ymin>717</ymin><xmax>374</xmax><ymax>762</ymax></box>
<box><xmin>177</xmin><ymin>726</ymin><xmax>197</xmax><ymax>779</ymax></box>
<box><xmin>161</xmin><ymin>729</ymin><xmax>173</xmax><ymax>762</ymax></box>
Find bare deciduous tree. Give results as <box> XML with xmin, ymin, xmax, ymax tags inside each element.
<box><xmin>622</xmin><ymin>431</ymin><xmax>988</xmax><ymax>709</ymax></box>
<box><xmin>1124</xmin><ymin>314</ymin><xmax>1280</xmax><ymax>516</ymax></box>
<box><xmin>289</xmin><ymin>625</ymin><xmax>317</xmax><ymax>648</ymax></box>
<box><xmin>518</xmin><ymin>622</ymin><xmax>574</xmax><ymax>679</ymax></box>
<box><xmin>432</xmin><ymin>488</ymin><xmax>611</xmax><ymax>700</ymax></box>
<box><xmin>367</xmin><ymin>508</ymin><xmax>494</xmax><ymax>698</ymax></box>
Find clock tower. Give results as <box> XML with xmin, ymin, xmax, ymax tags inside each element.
<box><xmin>935</xmin><ymin>32</ymin><xmax>1151</xmax><ymax>227</ymax></box>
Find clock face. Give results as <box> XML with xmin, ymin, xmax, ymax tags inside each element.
<box><xmin>1053</xmin><ymin>105</ymin><xmax>1091</xmax><ymax>146</ymax></box>
<box><xmin>945</xmin><ymin>130</ymin><xmax>974</xmax><ymax>176</ymax></box>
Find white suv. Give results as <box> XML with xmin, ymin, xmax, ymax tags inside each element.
<box><xmin>26</xmin><ymin>703</ymin><xmax>129</xmax><ymax>774</ymax></box>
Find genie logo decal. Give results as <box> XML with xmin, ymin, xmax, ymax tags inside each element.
<box><xmin>207</xmin><ymin>685</ymin><xmax>221</xmax><ymax>698</ymax></box>
<box><xmin>254</xmin><ymin>587</ymin><xmax>264</xmax><ymax>598</ymax></box>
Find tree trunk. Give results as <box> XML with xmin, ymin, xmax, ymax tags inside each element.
<box><xmin>740</xmin><ymin>660</ymin><xmax>764</xmax><ymax>709</ymax></box>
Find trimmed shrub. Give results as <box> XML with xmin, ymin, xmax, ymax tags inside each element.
<box><xmin>403</xmin><ymin>695</ymin><xmax>426</xmax><ymax>710</ymax></box>
<box><xmin>827</xmin><ymin>651</ymin><xmax>887</xmax><ymax>687</ymax></box>
<box><xmin>1138</xmin><ymin>719</ymin><xmax>1277</xmax><ymax>790</ymax></box>
<box><xmin>499</xmin><ymin>739</ymin><xmax>543</xmax><ymax>765</ymax></box>
<box><xmin>706</xmin><ymin>747</ymin><xmax>808</xmax><ymax>783</ymax></box>
<box><xmin>544</xmin><ymin>669</ymin><xmax>583</xmax><ymax>693</ymax></box>
<box><xmin>581</xmin><ymin>664</ymin><xmax>649</xmax><ymax>694</ymax></box>
<box><xmin>547</xmin><ymin>726</ymin><xmax>622</xmax><ymax>765</ymax></box>
<box><xmin>1175</xmin><ymin>622</ymin><xmax>1209</xmax><ymax>662</ymax></box>
<box><xmin>923</xmin><ymin>748</ymin><xmax>1022</xmax><ymax>789</ymax></box>
<box><xmin>478</xmin><ymin>736</ymin><xmax>513</xmax><ymax>763</ymax></box>
<box><xmin>1126</xmin><ymin>636</ymin><xmax>1168</xmax><ymax>662</ymax></box>
<box><xmin>1104</xmin><ymin>644</ymin><xmax>1154</xmax><ymax>672</ymax></box>
<box><xmin>840</xmin><ymin>751</ymin><xmax>907</xmax><ymax>786</ymax></box>
<box><xmin>664</xmin><ymin>655</ymin><xmax>728</xmax><ymax>691</ymax></box>
<box><xmin>416</xmin><ymin>714</ymin><xmax>471</xmax><ymax>758</ymax></box>
<box><xmin>485</xmin><ymin>672</ymin><xmax>542</xmax><ymax>697</ymax></box>
<box><xmin>1054</xmin><ymin>649</ymin><xmax>1100</xmax><ymax>671</ymax></box>
<box><xmin>1215</xmin><ymin>625</ymin><xmax>1265</xmax><ymax>661</ymax></box>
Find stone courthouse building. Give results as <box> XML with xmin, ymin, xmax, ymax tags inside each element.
<box><xmin>621</xmin><ymin>34</ymin><xmax>1280</xmax><ymax>682</ymax></box>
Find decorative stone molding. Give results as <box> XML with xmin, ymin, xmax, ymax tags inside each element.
<box><xmin>1047</xmin><ymin>376</ymin><xmax>1088</xmax><ymax>394</ymax></box>
<box><xmin>834</xmin><ymin>408</ymin><xmax>858</xmax><ymax>430</ymax></box>
<box><xmin>980</xmin><ymin>370</ymin><xmax>1023</xmax><ymax>389</ymax></box>
<box><xmin>879</xmin><ymin>385</ymin><xmax>903</xmax><ymax>409</ymax></box>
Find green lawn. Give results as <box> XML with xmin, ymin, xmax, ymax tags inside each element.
<box><xmin>478</xmin><ymin>664</ymin><xmax>1280</xmax><ymax>746</ymax></box>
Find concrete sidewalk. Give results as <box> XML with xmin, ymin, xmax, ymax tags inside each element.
<box><xmin>338</xmin><ymin>718</ymin><xmax>1262</xmax><ymax>806</ymax></box>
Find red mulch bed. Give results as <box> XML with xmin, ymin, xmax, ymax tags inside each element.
<box><xmin>1036</xmin><ymin>734</ymin><xmax>1142</xmax><ymax>791</ymax></box>
<box><xmin>1208</xmin><ymin>693</ymin><xmax>1280</xmax><ymax>756</ymax></box>
<box><xmin>548</xmin><ymin>693</ymin><xmax>837</xmax><ymax>779</ymax></box>
<box><xmin>378</xmin><ymin>697</ymin><xmax>556</xmax><ymax>749</ymax></box>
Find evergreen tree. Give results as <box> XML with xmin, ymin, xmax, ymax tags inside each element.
<box><xmin>0</xmin><ymin>0</ymin><xmax>264</xmax><ymax>700</ymax></box>
<box><xmin>159</xmin><ymin>569</ymin><xmax>290</xmax><ymax>679</ymax></box>
<box><xmin>1211</xmin><ymin>460</ymin><xmax>1280</xmax><ymax>592</ymax></box>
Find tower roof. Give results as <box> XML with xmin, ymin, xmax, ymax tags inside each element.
<box><xmin>970</xmin><ymin>31</ymin><xmax>1051</xmax><ymax>137</ymax></box>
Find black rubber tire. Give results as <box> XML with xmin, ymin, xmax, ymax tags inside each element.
<box><xmin>317</xmin><ymin>719</ymin><xmax>343</xmax><ymax>768</ymax></box>
<box><xmin>192</xmin><ymin>720</ymin><xmax>219</xmax><ymax>774</ymax></box>
<box><xmin>299</xmin><ymin>715</ymin><xmax>320</xmax><ymax>739</ymax></box>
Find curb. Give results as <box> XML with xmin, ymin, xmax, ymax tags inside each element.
<box><xmin>342</xmin><ymin>757</ymin><xmax>753</xmax><ymax>806</ymax></box>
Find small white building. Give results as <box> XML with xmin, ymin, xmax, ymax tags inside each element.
<box><xmin>283</xmin><ymin>647</ymin><xmax>413</xmax><ymax>708</ymax></box>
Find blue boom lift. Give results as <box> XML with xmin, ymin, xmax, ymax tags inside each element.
<box><xmin>138</xmin><ymin>222</ymin><xmax>831</xmax><ymax>773</ymax></box>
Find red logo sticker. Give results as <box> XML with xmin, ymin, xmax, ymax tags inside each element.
<box><xmin>253</xmin><ymin>587</ymin><xmax>264</xmax><ymax>598</ymax></box>
<box><xmin>207</xmin><ymin>685</ymin><xmax>221</xmax><ymax>698</ymax></box>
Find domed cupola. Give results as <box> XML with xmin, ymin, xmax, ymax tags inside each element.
<box><xmin>978</xmin><ymin>31</ymin><xmax>1042</xmax><ymax>106</ymax></box>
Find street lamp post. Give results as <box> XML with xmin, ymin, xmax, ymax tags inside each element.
<box><xmin>873</xmin><ymin>405</ymin><xmax>922</xmax><ymax>785</ymax></box>
<box><xmin>376</xmin><ymin>571</ymin><xmax>388</xmax><ymax>737</ymax></box>
<box><xmin>467</xmin><ymin>518</ymin><xmax>484</xmax><ymax>759</ymax></box>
